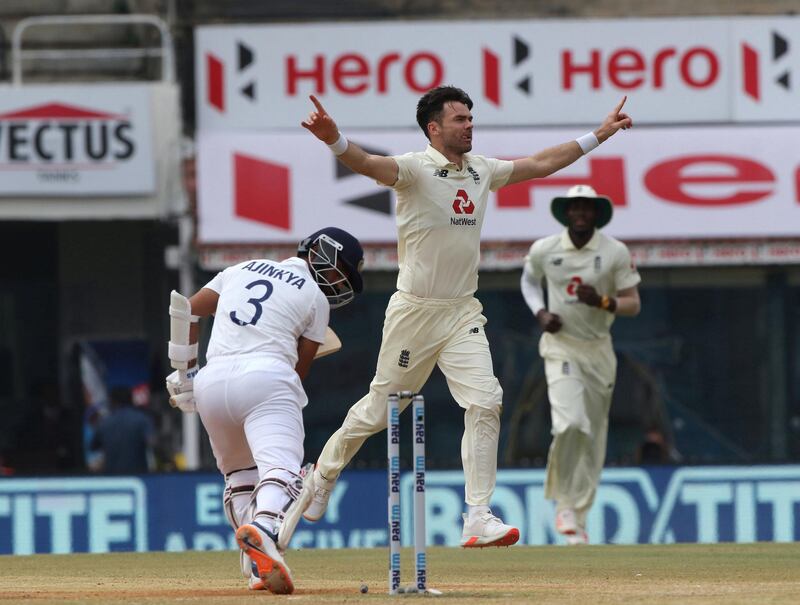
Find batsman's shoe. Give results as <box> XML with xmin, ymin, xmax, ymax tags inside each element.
<box><xmin>460</xmin><ymin>511</ymin><xmax>520</xmax><ymax>548</ymax></box>
<box><xmin>239</xmin><ymin>551</ymin><xmax>263</xmax><ymax>590</ymax></box>
<box><xmin>302</xmin><ymin>467</ymin><xmax>337</xmax><ymax>522</ymax></box>
<box><xmin>277</xmin><ymin>463</ymin><xmax>315</xmax><ymax>550</ymax></box>
<box><xmin>555</xmin><ymin>509</ymin><xmax>578</xmax><ymax>535</ymax></box>
<box><xmin>240</xmin><ymin>552</ymin><xmax>265</xmax><ymax>590</ymax></box>
<box><xmin>235</xmin><ymin>522</ymin><xmax>294</xmax><ymax>594</ymax></box>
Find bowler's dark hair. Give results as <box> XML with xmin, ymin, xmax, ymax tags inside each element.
<box><xmin>416</xmin><ymin>86</ymin><xmax>473</xmax><ymax>140</ymax></box>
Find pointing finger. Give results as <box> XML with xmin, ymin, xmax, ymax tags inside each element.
<box><xmin>613</xmin><ymin>95</ymin><xmax>627</xmax><ymax>114</ymax></box>
<box><xmin>309</xmin><ymin>94</ymin><xmax>327</xmax><ymax>115</ymax></box>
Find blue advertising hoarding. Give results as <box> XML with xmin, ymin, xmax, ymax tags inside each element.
<box><xmin>1</xmin><ymin>466</ymin><xmax>798</xmax><ymax>555</ymax></box>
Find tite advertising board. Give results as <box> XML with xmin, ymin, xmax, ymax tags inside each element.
<box><xmin>2</xmin><ymin>466</ymin><xmax>799</xmax><ymax>554</ymax></box>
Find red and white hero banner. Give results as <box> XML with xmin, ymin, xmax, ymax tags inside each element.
<box><xmin>0</xmin><ymin>85</ymin><xmax>155</xmax><ymax>196</ymax></box>
<box><xmin>196</xmin><ymin>17</ymin><xmax>800</xmax><ymax>129</ymax></box>
<box><xmin>197</xmin><ymin>126</ymin><xmax>800</xmax><ymax>245</ymax></box>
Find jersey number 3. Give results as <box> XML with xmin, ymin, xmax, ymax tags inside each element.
<box><xmin>230</xmin><ymin>279</ymin><xmax>273</xmax><ymax>326</ymax></box>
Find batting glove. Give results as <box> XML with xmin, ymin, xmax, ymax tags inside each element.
<box><xmin>166</xmin><ymin>366</ymin><xmax>199</xmax><ymax>413</ymax></box>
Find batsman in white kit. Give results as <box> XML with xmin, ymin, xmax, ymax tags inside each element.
<box><xmin>521</xmin><ymin>185</ymin><xmax>641</xmax><ymax>544</ymax></box>
<box><xmin>301</xmin><ymin>86</ymin><xmax>633</xmax><ymax>547</ymax></box>
<box><xmin>165</xmin><ymin>227</ymin><xmax>364</xmax><ymax>593</ymax></box>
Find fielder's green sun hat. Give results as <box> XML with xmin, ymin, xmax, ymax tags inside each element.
<box><xmin>551</xmin><ymin>184</ymin><xmax>613</xmax><ymax>229</ymax></box>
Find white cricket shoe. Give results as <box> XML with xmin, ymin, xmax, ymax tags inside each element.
<box><xmin>240</xmin><ymin>551</ymin><xmax>265</xmax><ymax>590</ymax></box>
<box><xmin>302</xmin><ymin>467</ymin><xmax>337</xmax><ymax>522</ymax></box>
<box><xmin>277</xmin><ymin>463</ymin><xmax>315</xmax><ymax>550</ymax></box>
<box><xmin>235</xmin><ymin>522</ymin><xmax>294</xmax><ymax>594</ymax></box>
<box><xmin>460</xmin><ymin>511</ymin><xmax>520</xmax><ymax>548</ymax></box>
<box><xmin>555</xmin><ymin>508</ymin><xmax>578</xmax><ymax>535</ymax></box>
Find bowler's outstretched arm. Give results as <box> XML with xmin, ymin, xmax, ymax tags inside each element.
<box><xmin>506</xmin><ymin>96</ymin><xmax>633</xmax><ymax>185</ymax></box>
<box><xmin>301</xmin><ymin>95</ymin><xmax>399</xmax><ymax>186</ymax></box>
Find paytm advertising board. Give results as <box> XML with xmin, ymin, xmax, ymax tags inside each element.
<box><xmin>2</xmin><ymin>466</ymin><xmax>799</xmax><ymax>554</ymax></box>
<box><xmin>196</xmin><ymin>126</ymin><xmax>800</xmax><ymax>245</ymax></box>
<box><xmin>0</xmin><ymin>85</ymin><xmax>155</xmax><ymax>197</ymax></box>
<box><xmin>195</xmin><ymin>17</ymin><xmax>800</xmax><ymax>129</ymax></box>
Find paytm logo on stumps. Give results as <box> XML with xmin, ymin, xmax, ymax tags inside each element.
<box><xmin>399</xmin><ymin>468</ymin><xmax>658</xmax><ymax>546</ymax></box>
<box><xmin>0</xmin><ymin>478</ymin><xmax>147</xmax><ymax>555</ymax></box>
<box><xmin>650</xmin><ymin>467</ymin><xmax>800</xmax><ymax>544</ymax></box>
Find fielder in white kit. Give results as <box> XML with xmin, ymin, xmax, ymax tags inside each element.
<box><xmin>165</xmin><ymin>227</ymin><xmax>364</xmax><ymax>593</ymax></box>
<box><xmin>521</xmin><ymin>185</ymin><xmax>641</xmax><ymax>544</ymax></box>
<box><xmin>301</xmin><ymin>86</ymin><xmax>633</xmax><ymax>547</ymax></box>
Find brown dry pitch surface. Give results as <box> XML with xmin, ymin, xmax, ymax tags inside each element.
<box><xmin>1</xmin><ymin>543</ymin><xmax>799</xmax><ymax>604</ymax></box>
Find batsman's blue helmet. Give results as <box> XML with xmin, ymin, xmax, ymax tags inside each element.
<box><xmin>298</xmin><ymin>227</ymin><xmax>364</xmax><ymax>308</ymax></box>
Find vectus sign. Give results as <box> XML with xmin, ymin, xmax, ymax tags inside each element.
<box><xmin>0</xmin><ymin>103</ymin><xmax>135</xmax><ymax>164</ymax></box>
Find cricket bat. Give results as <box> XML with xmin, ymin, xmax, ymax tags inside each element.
<box><xmin>314</xmin><ymin>327</ymin><xmax>342</xmax><ymax>359</ymax></box>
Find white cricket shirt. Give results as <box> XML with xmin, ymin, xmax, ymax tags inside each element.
<box><xmin>525</xmin><ymin>229</ymin><xmax>641</xmax><ymax>340</ymax></box>
<box><xmin>390</xmin><ymin>145</ymin><xmax>513</xmax><ymax>299</ymax></box>
<box><xmin>203</xmin><ymin>257</ymin><xmax>329</xmax><ymax>367</ymax></box>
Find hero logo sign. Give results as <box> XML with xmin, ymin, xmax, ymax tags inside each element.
<box><xmin>561</xmin><ymin>46</ymin><xmax>719</xmax><ymax>91</ymax></box>
<box><xmin>452</xmin><ymin>189</ymin><xmax>475</xmax><ymax>214</ymax></box>
<box><xmin>482</xmin><ymin>36</ymin><xmax>534</xmax><ymax>106</ymax></box>
<box><xmin>498</xmin><ymin>154</ymin><xmax>799</xmax><ymax>209</ymax></box>
<box><xmin>232</xmin><ymin>153</ymin><xmax>291</xmax><ymax>230</ymax></box>
<box><xmin>741</xmin><ymin>31</ymin><xmax>793</xmax><ymax>101</ymax></box>
<box><xmin>285</xmin><ymin>52</ymin><xmax>443</xmax><ymax>96</ymax></box>
<box><xmin>206</xmin><ymin>42</ymin><xmax>257</xmax><ymax>112</ymax></box>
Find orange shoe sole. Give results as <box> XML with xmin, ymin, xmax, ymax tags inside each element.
<box><xmin>461</xmin><ymin>527</ymin><xmax>520</xmax><ymax>548</ymax></box>
<box><xmin>235</xmin><ymin>525</ymin><xmax>294</xmax><ymax>594</ymax></box>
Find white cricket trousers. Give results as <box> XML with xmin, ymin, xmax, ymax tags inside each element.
<box><xmin>317</xmin><ymin>291</ymin><xmax>503</xmax><ymax>505</ymax></box>
<box><xmin>194</xmin><ymin>354</ymin><xmax>306</xmax><ymax>520</ymax></box>
<box><xmin>540</xmin><ymin>332</ymin><xmax>617</xmax><ymax>529</ymax></box>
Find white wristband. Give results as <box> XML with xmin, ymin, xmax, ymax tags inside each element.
<box><xmin>327</xmin><ymin>133</ymin><xmax>349</xmax><ymax>156</ymax></box>
<box><xmin>576</xmin><ymin>132</ymin><xmax>600</xmax><ymax>154</ymax></box>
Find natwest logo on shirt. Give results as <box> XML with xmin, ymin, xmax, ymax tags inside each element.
<box><xmin>452</xmin><ymin>189</ymin><xmax>475</xmax><ymax>215</ymax></box>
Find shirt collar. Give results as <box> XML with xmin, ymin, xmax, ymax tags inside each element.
<box><xmin>559</xmin><ymin>229</ymin><xmax>601</xmax><ymax>251</ymax></box>
<box><xmin>284</xmin><ymin>256</ymin><xmax>312</xmax><ymax>276</ymax></box>
<box><xmin>425</xmin><ymin>144</ymin><xmax>471</xmax><ymax>169</ymax></box>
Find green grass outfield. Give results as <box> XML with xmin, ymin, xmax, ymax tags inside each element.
<box><xmin>1</xmin><ymin>543</ymin><xmax>799</xmax><ymax>604</ymax></box>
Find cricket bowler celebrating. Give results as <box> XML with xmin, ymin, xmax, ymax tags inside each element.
<box><xmin>301</xmin><ymin>86</ymin><xmax>632</xmax><ymax>547</ymax></box>
<box><xmin>521</xmin><ymin>185</ymin><xmax>641</xmax><ymax>544</ymax></box>
<box><xmin>165</xmin><ymin>227</ymin><xmax>364</xmax><ymax>593</ymax></box>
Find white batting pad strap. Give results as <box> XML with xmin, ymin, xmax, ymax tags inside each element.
<box><xmin>169</xmin><ymin>290</ymin><xmax>195</xmax><ymax>370</ymax></box>
<box><xmin>169</xmin><ymin>341</ymin><xmax>198</xmax><ymax>362</ymax></box>
<box><xmin>170</xmin><ymin>305</ymin><xmax>200</xmax><ymax>323</ymax></box>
